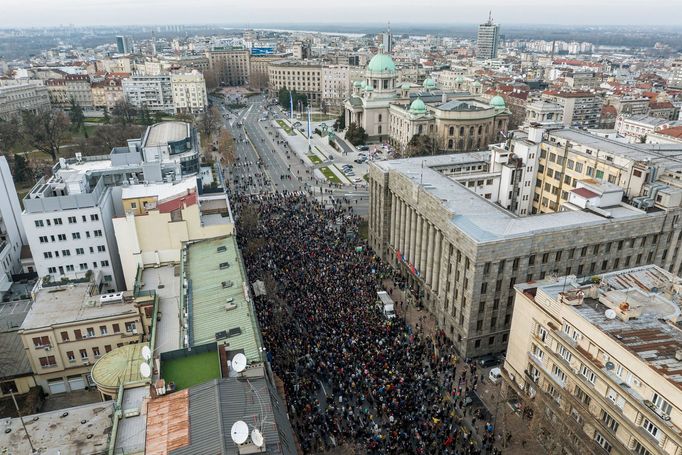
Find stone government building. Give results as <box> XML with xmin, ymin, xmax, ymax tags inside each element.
<box><xmin>368</xmin><ymin>127</ymin><xmax>682</xmax><ymax>357</ymax></box>
<box><xmin>344</xmin><ymin>46</ymin><xmax>510</xmax><ymax>155</ymax></box>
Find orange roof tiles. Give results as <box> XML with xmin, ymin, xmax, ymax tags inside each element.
<box><xmin>656</xmin><ymin>126</ymin><xmax>682</xmax><ymax>139</ymax></box>
<box><xmin>145</xmin><ymin>389</ymin><xmax>190</xmax><ymax>455</ymax></box>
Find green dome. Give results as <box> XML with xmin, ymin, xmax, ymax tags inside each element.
<box><xmin>409</xmin><ymin>97</ymin><xmax>427</xmax><ymax>114</ymax></box>
<box><xmin>360</xmin><ymin>81</ymin><xmax>367</xmax><ymax>89</ymax></box>
<box><xmin>455</xmin><ymin>76</ymin><xmax>465</xmax><ymax>83</ymax></box>
<box><xmin>490</xmin><ymin>95</ymin><xmax>506</xmax><ymax>109</ymax></box>
<box><xmin>401</xmin><ymin>82</ymin><xmax>411</xmax><ymax>90</ymax></box>
<box><xmin>472</xmin><ymin>80</ymin><xmax>482</xmax><ymax>87</ymax></box>
<box><xmin>423</xmin><ymin>78</ymin><xmax>436</xmax><ymax>89</ymax></box>
<box><xmin>353</xmin><ymin>80</ymin><xmax>362</xmax><ymax>88</ymax></box>
<box><xmin>367</xmin><ymin>52</ymin><xmax>396</xmax><ymax>73</ymax></box>
<box><xmin>365</xmin><ymin>84</ymin><xmax>374</xmax><ymax>92</ymax></box>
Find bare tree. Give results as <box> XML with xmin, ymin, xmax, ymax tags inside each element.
<box><xmin>21</xmin><ymin>109</ymin><xmax>70</xmax><ymax>162</ymax></box>
<box><xmin>196</xmin><ymin>106</ymin><xmax>222</xmax><ymax>140</ymax></box>
<box><xmin>111</xmin><ymin>99</ymin><xmax>137</xmax><ymax>125</ymax></box>
<box><xmin>217</xmin><ymin>129</ymin><xmax>235</xmax><ymax>165</ymax></box>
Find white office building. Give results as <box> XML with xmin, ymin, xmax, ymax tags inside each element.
<box><xmin>0</xmin><ymin>157</ymin><xmax>27</xmax><ymax>290</ymax></box>
<box><xmin>122</xmin><ymin>75</ymin><xmax>173</xmax><ymax>113</ymax></box>
<box><xmin>170</xmin><ymin>71</ymin><xmax>208</xmax><ymax>114</ymax></box>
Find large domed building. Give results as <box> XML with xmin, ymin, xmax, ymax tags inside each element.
<box><xmin>344</xmin><ymin>47</ymin><xmax>511</xmax><ymax>152</ymax></box>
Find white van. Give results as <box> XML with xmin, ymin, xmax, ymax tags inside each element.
<box><xmin>376</xmin><ymin>291</ymin><xmax>396</xmax><ymax>319</ymax></box>
<box><xmin>488</xmin><ymin>367</ymin><xmax>502</xmax><ymax>384</ymax></box>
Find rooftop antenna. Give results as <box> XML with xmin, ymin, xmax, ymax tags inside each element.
<box><xmin>251</xmin><ymin>428</ymin><xmax>264</xmax><ymax>448</ymax></box>
<box><xmin>488</xmin><ymin>11</ymin><xmax>493</xmax><ymax>25</ymax></box>
<box><xmin>139</xmin><ymin>362</ymin><xmax>151</xmax><ymax>379</ymax></box>
<box><xmin>231</xmin><ymin>353</ymin><xmax>247</xmax><ymax>373</ymax></box>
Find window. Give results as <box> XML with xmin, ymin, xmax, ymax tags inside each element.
<box><xmin>474</xmin><ymin>339</ymin><xmax>481</xmax><ymax>348</ymax></box>
<box><xmin>62</xmin><ymin>249</ymin><xmax>70</xmax><ymax>256</ymax></box>
<box><xmin>575</xmin><ymin>386</ymin><xmax>591</xmax><ymax>405</ymax></box>
<box><xmin>68</xmin><ymin>216</ymin><xmax>77</xmax><ymax>224</ymax></box>
<box><xmin>43</xmin><ymin>252</ymin><xmax>53</xmax><ymax>259</ymax></box>
<box><xmin>74</xmin><ymin>329</ymin><xmax>82</xmax><ymax>340</ymax></box>
<box><xmin>93</xmin><ymin>347</ymin><xmax>101</xmax><ymax>358</ymax></box>
<box><xmin>66</xmin><ymin>351</ymin><xmax>75</xmax><ymax>362</ymax></box>
<box><xmin>528</xmin><ymin>255</ymin><xmax>535</xmax><ymax>265</ymax></box>
<box><xmin>79</xmin><ymin>263</ymin><xmax>88</xmax><ymax>271</ymax></box>
<box><xmin>580</xmin><ymin>364</ymin><xmax>597</xmax><ymax>384</ymax></box>
<box><xmin>97</xmin><ymin>245</ymin><xmax>106</xmax><ymax>252</ymax></box>
<box><xmin>594</xmin><ymin>432</ymin><xmax>612</xmax><ymax>453</ymax></box>
<box><xmin>112</xmin><ymin>323</ymin><xmax>120</xmax><ymax>333</ymax></box>
<box><xmin>101</xmin><ymin>260</ymin><xmax>109</xmax><ymax>267</ymax></box>
<box><xmin>34</xmin><ymin>220</ymin><xmax>44</xmax><ymax>227</ymax></box>
<box><xmin>61</xmin><ymin>331</ymin><xmax>69</xmax><ymax>342</ymax></box>
<box><xmin>642</xmin><ymin>419</ymin><xmax>661</xmax><ymax>440</ymax></box>
<box><xmin>537</xmin><ymin>325</ymin><xmax>547</xmax><ymax>343</ymax></box>
<box><xmin>551</xmin><ymin>364</ymin><xmax>566</xmax><ymax>384</ymax></box>
<box><xmin>39</xmin><ymin>236</ymin><xmax>48</xmax><ymax>243</ymax></box>
<box><xmin>125</xmin><ymin>322</ymin><xmax>137</xmax><ymax>333</ymax></box>
<box><xmin>53</xmin><ymin>218</ymin><xmax>63</xmax><ymax>225</ymax></box>
<box><xmin>93</xmin><ymin>230</ymin><xmax>102</xmax><ymax>237</ymax></box>
<box><xmin>39</xmin><ymin>356</ymin><xmax>57</xmax><ymax>368</ymax></box>
<box><xmin>72</xmin><ymin>232</ymin><xmax>81</xmax><ymax>240</ymax></box>
<box><xmin>600</xmin><ymin>410</ymin><xmax>619</xmax><ymax>432</ymax></box>
<box><xmin>79</xmin><ymin>349</ymin><xmax>88</xmax><ymax>360</ymax></box>
<box><xmin>652</xmin><ymin>392</ymin><xmax>672</xmax><ymax>416</ymax></box>
<box><xmin>532</xmin><ymin>344</ymin><xmax>544</xmax><ymax>360</ymax></box>
<box><xmin>99</xmin><ymin>325</ymin><xmax>108</xmax><ymax>336</ymax></box>
<box><xmin>91</xmin><ymin>214</ymin><xmax>99</xmax><ymax>221</ymax></box>
<box><xmin>633</xmin><ymin>440</ymin><xmax>652</xmax><ymax>455</ymax></box>
<box><xmin>558</xmin><ymin>345</ymin><xmax>572</xmax><ymax>362</ymax></box>
<box><xmin>32</xmin><ymin>336</ymin><xmax>50</xmax><ymax>348</ymax></box>
<box><xmin>480</xmin><ymin>282</ymin><xmax>487</xmax><ymax>294</ymax></box>
<box><xmin>76</xmin><ymin>248</ymin><xmax>84</xmax><ymax>255</ymax></box>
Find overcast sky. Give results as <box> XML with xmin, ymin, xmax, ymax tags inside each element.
<box><xmin>4</xmin><ymin>0</ymin><xmax>681</xmax><ymax>27</ymax></box>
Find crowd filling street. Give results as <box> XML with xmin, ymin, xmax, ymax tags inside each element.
<box><xmin>235</xmin><ymin>192</ymin><xmax>505</xmax><ymax>454</ymax></box>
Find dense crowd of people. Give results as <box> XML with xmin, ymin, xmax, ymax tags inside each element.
<box><xmin>236</xmin><ymin>193</ymin><xmax>501</xmax><ymax>454</ymax></box>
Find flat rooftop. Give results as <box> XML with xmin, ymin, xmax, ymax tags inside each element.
<box><xmin>144</xmin><ymin>122</ymin><xmax>189</xmax><ymax>148</ymax></box>
<box><xmin>121</xmin><ymin>177</ymin><xmax>197</xmax><ymax>202</ymax></box>
<box><xmin>185</xmin><ymin>236</ymin><xmax>262</xmax><ymax>363</ymax></box>
<box><xmin>375</xmin><ymin>153</ymin><xmax>650</xmax><ymax>243</ymax></box>
<box><xmin>21</xmin><ymin>283</ymin><xmax>138</xmax><ymax>331</ymax></box>
<box><xmin>141</xmin><ymin>266</ymin><xmax>181</xmax><ymax>354</ymax></box>
<box><xmin>114</xmin><ymin>386</ymin><xmax>150</xmax><ymax>455</ymax></box>
<box><xmin>91</xmin><ymin>343</ymin><xmax>148</xmax><ymax>390</ymax></box>
<box><xmin>0</xmin><ymin>401</ymin><xmax>114</xmax><ymax>454</ymax></box>
<box><xmin>521</xmin><ymin>265</ymin><xmax>682</xmax><ymax>388</ymax></box>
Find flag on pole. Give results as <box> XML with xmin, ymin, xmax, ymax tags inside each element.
<box><xmin>307</xmin><ymin>106</ymin><xmax>312</xmax><ymax>148</ymax></box>
<box><xmin>289</xmin><ymin>91</ymin><xmax>294</xmax><ymax>119</ymax></box>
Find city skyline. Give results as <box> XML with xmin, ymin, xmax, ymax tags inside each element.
<box><xmin>5</xmin><ymin>0</ymin><xmax>682</xmax><ymax>27</ymax></box>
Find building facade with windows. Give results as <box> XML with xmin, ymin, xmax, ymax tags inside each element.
<box><xmin>0</xmin><ymin>79</ymin><xmax>51</xmax><ymax>120</ymax></box>
<box><xmin>18</xmin><ymin>281</ymin><xmax>147</xmax><ymax>394</ymax></box>
<box><xmin>268</xmin><ymin>59</ymin><xmax>324</xmax><ymax>107</ymax></box>
<box><xmin>504</xmin><ymin>265</ymin><xmax>682</xmax><ymax>455</ymax></box>
<box><xmin>367</xmin><ymin>135</ymin><xmax>682</xmax><ymax>357</ymax></box>
<box><xmin>22</xmin><ymin>169</ymin><xmax>123</xmax><ymax>291</ymax></box>
<box><xmin>476</xmin><ymin>16</ymin><xmax>500</xmax><ymax>60</ymax></box>
<box><xmin>170</xmin><ymin>71</ymin><xmax>208</xmax><ymax>114</ymax></box>
<box><xmin>206</xmin><ymin>48</ymin><xmax>250</xmax><ymax>87</ymax></box>
<box><xmin>0</xmin><ymin>157</ymin><xmax>27</xmax><ymax>290</ymax></box>
<box><xmin>122</xmin><ymin>74</ymin><xmax>174</xmax><ymax>113</ymax></box>
<box><xmin>542</xmin><ymin>90</ymin><xmax>603</xmax><ymax>129</ymax></box>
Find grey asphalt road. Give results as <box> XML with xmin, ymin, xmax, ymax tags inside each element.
<box><xmin>215</xmin><ymin>95</ymin><xmax>369</xmax><ymax>216</ymax></box>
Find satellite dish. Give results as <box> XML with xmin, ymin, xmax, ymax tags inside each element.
<box><xmin>605</xmin><ymin>361</ymin><xmax>615</xmax><ymax>371</ymax></box>
<box><xmin>605</xmin><ymin>309</ymin><xmax>617</xmax><ymax>320</ymax></box>
<box><xmin>251</xmin><ymin>428</ymin><xmax>264</xmax><ymax>447</ymax></box>
<box><xmin>139</xmin><ymin>362</ymin><xmax>151</xmax><ymax>378</ymax></box>
<box><xmin>231</xmin><ymin>353</ymin><xmax>247</xmax><ymax>373</ymax></box>
<box><xmin>231</xmin><ymin>420</ymin><xmax>249</xmax><ymax>445</ymax></box>
<box><xmin>141</xmin><ymin>345</ymin><xmax>152</xmax><ymax>361</ymax></box>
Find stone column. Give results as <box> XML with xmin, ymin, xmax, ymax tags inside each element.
<box><xmin>390</xmin><ymin>193</ymin><xmax>397</xmax><ymax>247</ymax></box>
<box><xmin>420</xmin><ymin>219</ymin><xmax>429</xmax><ymax>276</ymax></box>
<box><xmin>414</xmin><ymin>215</ymin><xmax>423</xmax><ymax>270</ymax></box>
<box><xmin>400</xmin><ymin>200</ymin><xmax>407</xmax><ymax>254</ymax></box>
<box><xmin>426</xmin><ymin>224</ymin><xmax>435</xmax><ymax>285</ymax></box>
<box><xmin>433</xmin><ymin>230</ymin><xmax>442</xmax><ymax>293</ymax></box>
<box><xmin>409</xmin><ymin>208</ymin><xmax>417</xmax><ymax>265</ymax></box>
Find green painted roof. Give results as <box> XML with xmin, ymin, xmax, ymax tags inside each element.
<box><xmin>401</xmin><ymin>82</ymin><xmax>411</xmax><ymax>90</ymax></box>
<box><xmin>455</xmin><ymin>76</ymin><xmax>465</xmax><ymax>83</ymax></box>
<box><xmin>186</xmin><ymin>236</ymin><xmax>262</xmax><ymax>363</ymax></box>
<box><xmin>91</xmin><ymin>343</ymin><xmax>147</xmax><ymax>389</ymax></box>
<box><xmin>365</xmin><ymin>84</ymin><xmax>374</xmax><ymax>91</ymax></box>
<box><xmin>423</xmin><ymin>78</ymin><xmax>436</xmax><ymax>89</ymax></box>
<box><xmin>353</xmin><ymin>80</ymin><xmax>362</xmax><ymax>87</ymax></box>
<box><xmin>490</xmin><ymin>95</ymin><xmax>506</xmax><ymax>108</ymax></box>
<box><xmin>367</xmin><ymin>52</ymin><xmax>396</xmax><ymax>73</ymax></box>
<box><xmin>409</xmin><ymin>97</ymin><xmax>427</xmax><ymax>114</ymax></box>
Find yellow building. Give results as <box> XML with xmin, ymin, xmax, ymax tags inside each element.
<box><xmin>504</xmin><ymin>265</ymin><xmax>682</xmax><ymax>455</ymax></box>
<box><xmin>18</xmin><ymin>281</ymin><xmax>148</xmax><ymax>394</ymax></box>
<box><xmin>113</xmin><ymin>178</ymin><xmax>234</xmax><ymax>289</ymax></box>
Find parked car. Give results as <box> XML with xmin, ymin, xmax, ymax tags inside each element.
<box><xmin>488</xmin><ymin>367</ymin><xmax>502</xmax><ymax>384</ymax></box>
<box><xmin>478</xmin><ymin>355</ymin><xmax>501</xmax><ymax>368</ymax></box>
<box><xmin>356</xmin><ymin>145</ymin><xmax>370</xmax><ymax>151</ymax></box>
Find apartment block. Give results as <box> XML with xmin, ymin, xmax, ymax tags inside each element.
<box><xmin>542</xmin><ymin>90</ymin><xmax>603</xmax><ymax>129</ymax></box>
<box><xmin>616</xmin><ymin>114</ymin><xmax>681</xmax><ymax>143</ymax></box>
<box><xmin>477</xmin><ymin>17</ymin><xmax>500</xmax><ymax>60</ymax></box>
<box><xmin>505</xmin><ymin>265</ymin><xmax>682</xmax><ymax>455</ymax></box>
<box><xmin>18</xmin><ymin>281</ymin><xmax>147</xmax><ymax>393</ymax></box>
<box><xmin>122</xmin><ymin>74</ymin><xmax>174</xmax><ymax>113</ymax></box>
<box><xmin>45</xmin><ymin>74</ymin><xmax>93</xmax><ymax>109</ymax></box>
<box><xmin>0</xmin><ymin>79</ymin><xmax>50</xmax><ymax>120</ymax></box>
<box><xmin>368</xmin><ymin>131</ymin><xmax>682</xmax><ymax>357</ymax></box>
<box><xmin>170</xmin><ymin>71</ymin><xmax>208</xmax><ymax>114</ymax></box>
<box><xmin>91</xmin><ymin>76</ymin><xmax>124</xmax><ymax>111</ymax></box>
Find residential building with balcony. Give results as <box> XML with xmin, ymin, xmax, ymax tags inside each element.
<box><xmin>17</xmin><ymin>281</ymin><xmax>148</xmax><ymax>394</ymax></box>
<box><xmin>505</xmin><ymin>265</ymin><xmax>682</xmax><ymax>455</ymax></box>
<box><xmin>542</xmin><ymin>90</ymin><xmax>603</xmax><ymax>129</ymax></box>
<box><xmin>122</xmin><ymin>74</ymin><xmax>174</xmax><ymax>113</ymax></box>
<box><xmin>170</xmin><ymin>71</ymin><xmax>208</xmax><ymax>114</ymax></box>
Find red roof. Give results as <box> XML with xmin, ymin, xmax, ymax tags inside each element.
<box><xmin>656</xmin><ymin>126</ymin><xmax>682</xmax><ymax>139</ymax></box>
<box><xmin>571</xmin><ymin>187</ymin><xmax>599</xmax><ymax>199</ymax></box>
<box><xmin>157</xmin><ymin>191</ymin><xmax>198</xmax><ymax>214</ymax></box>
<box><xmin>650</xmin><ymin>101</ymin><xmax>674</xmax><ymax>110</ymax></box>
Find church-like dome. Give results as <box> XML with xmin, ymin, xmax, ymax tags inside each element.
<box><xmin>409</xmin><ymin>97</ymin><xmax>427</xmax><ymax>114</ymax></box>
<box><xmin>423</xmin><ymin>78</ymin><xmax>436</xmax><ymax>89</ymax></box>
<box><xmin>455</xmin><ymin>76</ymin><xmax>465</xmax><ymax>83</ymax></box>
<box><xmin>360</xmin><ymin>81</ymin><xmax>367</xmax><ymax>89</ymax></box>
<box><xmin>365</xmin><ymin>84</ymin><xmax>374</xmax><ymax>92</ymax></box>
<box><xmin>490</xmin><ymin>95</ymin><xmax>506</xmax><ymax>109</ymax></box>
<box><xmin>472</xmin><ymin>80</ymin><xmax>482</xmax><ymax>87</ymax></box>
<box><xmin>353</xmin><ymin>80</ymin><xmax>362</xmax><ymax>88</ymax></box>
<box><xmin>401</xmin><ymin>82</ymin><xmax>411</xmax><ymax>90</ymax></box>
<box><xmin>367</xmin><ymin>50</ymin><xmax>396</xmax><ymax>73</ymax></box>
